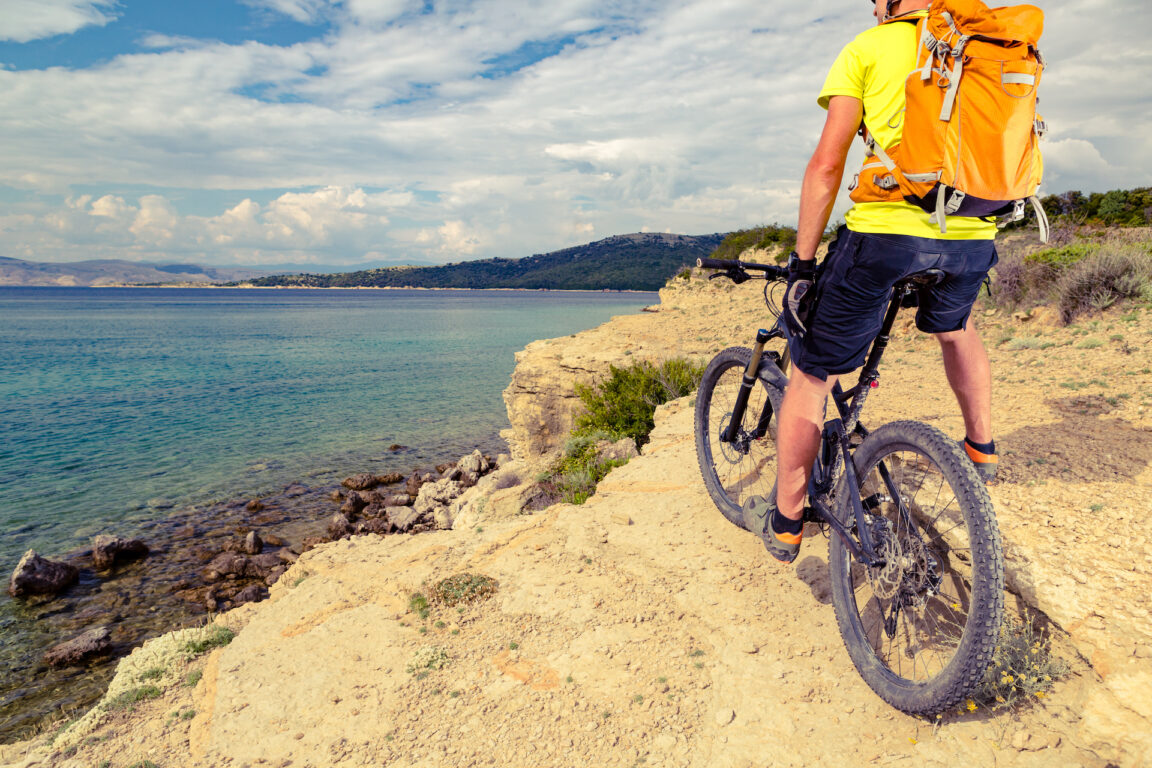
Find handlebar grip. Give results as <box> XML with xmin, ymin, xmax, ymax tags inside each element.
<box><xmin>696</xmin><ymin>257</ymin><xmax>788</xmax><ymax>279</ymax></box>
<box><xmin>696</xmin><ymin>257</ymin><xmax>737</xmax><ymax>269</ymax></box>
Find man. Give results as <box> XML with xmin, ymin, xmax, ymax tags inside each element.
<box><xmin>759</xmin><ymin>0</ymin><xmax>1001</xmax><ymax>564</ymax></box>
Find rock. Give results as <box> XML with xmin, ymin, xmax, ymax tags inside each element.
<box><xmin>43</xmin><ymin>626</ymin><xmax>112</xmax><ymax>668</ymax></box>
<box><xmin>340</xmin><ymin>492</ymin><xmax>369</xmax><ymax>517</ymax></box>
<box><xmin>329</xmin><ymin>489</ymin><xmax>345</xmax><ymax>502</ymax></box>
<box><xmin>277</xmin><ymin>548</ymin><xmax>299</xmax><ymax>565</ymax></box>
<box><xmin>284</xmin><ymin>484</ymin><xmax>309</xmax><ymax>497</ymax></box>
<box><xmin>597</xmin><ymin>438</ymin><xmax>639</xmax><ymax>463</ymax></box>
<box><xmin>387</xmin><ymin>506</ymin><xmax>424</xmax><ymax>533</ymax></box>
<box><xmin>204</xmin><ymin>553</ymin><xmax>247</xmax><ymax>581</ymax></box>
<box><xmin>245</xmin><ymin>499</ymin><xmax>265</xmax><ymax>512</ymax></box>
<box><xmin>355</xmin><ymin>518</ymin><xmax>396</xmax><ymax>536</ymax></box>
<box><xmin>342</xmin><ymin>473</ymin><xmax>380</xmax><ymax>491</ymax></box>
<box><xmin>382</xmin><ymin>494</ymin><xmax>412</xmax><ymax>507</ymax></box>
<box><xmin>715</xmin><ymin>708</ymin><xmax>736</xmax><ymax>726</ymax></box>
<box><xmin>91</xmin><ymin>536</ymin><xmax>150</xmax><ymax>571</ymax></box>
<box><xmin>241</xmin><ymin>531</ymin><xmax>263</xmax><ymax>555</ymax></box>
<box><xmin>300</xmin><ymin>536</ymin><xmax>328</xmax><ymax>552</ymax></box>
<box><xmin>458</xmin><ymin>450</ymin><xmax>488</xmax><ymax>476</ymax></box>
<box><xmin>327</xmin><ymin>513</ymin><xmax>354</xmax><ymax>539</ymax></box>
<box><xmin>389</xmin><ymin>443</ymin><xmax>405</xmax><ymax>451</ymax></box>
<box><xmin>233</xmin><ymin>584</ymin><xmax>267</xmax><ymax>605</ymax></box>
<box><xmin>611</xmin><ymin>512</ymin><xmax>633</xmax><ymax>526</ymax></box>
<box><xmin>8</xmin><ymin>550</ymin><xmax>79</xmax><ymax>598</ymax></box>
<box><xmin>378</xmin><ymin>472</ymin><xmax>404</xmax><ymax>486</ymax></box>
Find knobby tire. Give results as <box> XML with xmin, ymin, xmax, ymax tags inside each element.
<box><xmin>693</xmin><ymin>346</ymin><xmax>787</xmax><ymax>531</ymax></box>
<box><xmin>828</xmin><ymin>420</ymin><xmax>1004</xmax><ymax>715</ymax></box>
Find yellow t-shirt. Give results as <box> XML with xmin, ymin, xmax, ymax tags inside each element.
<box><xmin>819</xmin><ymin>12</ymin><xmax>997</xmax><ymax>240</ymax></box>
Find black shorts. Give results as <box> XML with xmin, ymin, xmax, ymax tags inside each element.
<box><xmin>789</xmin><ymin>227</ymin><xmax>997</xmax><ymax>381</ymax></box>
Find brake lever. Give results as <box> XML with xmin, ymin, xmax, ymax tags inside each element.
<box><xmin>708</xmin><ymin>268</ymin><xmax>750</xmax><ymax>284</ymax></box>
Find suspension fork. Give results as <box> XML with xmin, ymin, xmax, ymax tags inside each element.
<box><xmin>721</xmin><ymin>328</ymin><xmax>773</xmax><ymax>444</ymax></box>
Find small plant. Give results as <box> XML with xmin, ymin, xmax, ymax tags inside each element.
<box><xmin>139</xmin><ymin>667</ymin><xmax>166</xmax><ymax>681</ymax></box>
<box><xmin>633</xmin><ymin>694</ymin><xmax>644</xmax><ymax>704</ymax></box>
<box><xmin>538</xmin><ymin>431</ymin><xmax>631</xmax><ymax>505</ymax></box>
<box><xmin>972</xmin><ymin>615</ymin><xmax>1069</xmax><ymax>710</ymax></box>
<box><xmin>508</xmin><ymin>641</ymin><xmax>519</xmax><ymax>650</ymax></box>
<box><xmin>105</xmin><ymin>685</ymin><xmax>163</xmax><ymax>712</ymax></box>
<box><xmin>430</xmin><ymin>573</ymin><xmax>499</xmax><ymax>606</ymax></box>
<box><xmin>409</xmin><ymin>593</ymin><xmax>431</xmax><ymax>620</ymax></box>
<box><xmin>180</xmin><ymin>709</ymin><xmax>196</xmax><ymax>720</ymax></box>
<box><xmin>181</xmin><ymin>625</ymin><xmax>235</xmax><ymax>656</ymax></box>
<box><xmin>450</xmin><ymin>690</ymin><xmax>461</xmax><ymax>698</ymax></box>
<box><xmin>127</xmin><ymin>762</ymin><xmax>160</xmax><ymax>768</ymax></box>
<box><xmin>688</xmin><ymin>649</ymin><xmax>705</xmax><ymax>658</ymax></box>
<box><xmin>406</xmin><ymin>645</ymin><xmax>450</xmax><ymax>674</ymax></box>
<box><xmin>1076</xmin><ymin>337</ymin><xmax>1104</xmax><ymax>349</ymax></box>
<box><xmin>184</xmin><ymin>669</ymin><xmax>202</xmax><ymax>688</ymax></box>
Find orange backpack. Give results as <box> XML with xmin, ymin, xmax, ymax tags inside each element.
<box><xmin>849</xmin><ymin>0</ymin><xmax>1049</xmax><ymax>240</ymax></box>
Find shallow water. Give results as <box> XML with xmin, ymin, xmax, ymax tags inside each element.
<box><xmin>0</xmin><ymin>286</ymin><xmax>655</xmax><ymax>741</ymax></box>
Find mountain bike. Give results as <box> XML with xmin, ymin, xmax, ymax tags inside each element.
<box><xmin>692</xmin><ymin>256</ymin><xmax>1004</xmax><ymax>715</ymax></box>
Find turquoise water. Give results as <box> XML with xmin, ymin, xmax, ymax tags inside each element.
<box><xmin>0</xmin><ymin>287</ymin><xmax>656</xmax><ymax>568</ymax></box>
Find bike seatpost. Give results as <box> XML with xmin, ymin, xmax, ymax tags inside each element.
<box><xmin>722</xmin><ymin>328</ymin><xmax>772</xmax><ymax>444</ymax></box>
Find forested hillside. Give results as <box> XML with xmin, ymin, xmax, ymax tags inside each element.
<box><xmin>238</xmin><ymin>233</ymin><xmax>725</xmax><ymax>291</ymax></box>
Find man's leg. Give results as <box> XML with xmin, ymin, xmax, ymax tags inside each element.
<box><xmin>935</xmin><ymin>323</ymin><xmax>992</xmax><ymax>445</ymax></box>
<box><xmin>775</xmin><ymin>367</ymin><xmax>838</xmax><ymax>521</ymax></box>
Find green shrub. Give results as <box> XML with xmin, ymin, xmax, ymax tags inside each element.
<box><xmin>180</xmin><ymin>625</ymin><xmax>235</xmax><ymax>656</ymax></box>
<box><xmin>104</xmin><ymin>685</ymin><xmax>163</xmax><ymax>712</ymax></box>
<box><xmin>1057</xmin><ymin>245</ymin><xmax>1152</xmax><ymax>323</ymax></box>
<box><xmin>710</xmin><ymin>226</ymin><xmax>797</xmax><ymax>262</ymax></box>
<box><xmin>540</xmin><ymin>431</ymin><xmax>631</xmax><ymax>505</ymax></box>
<box><xmin>430</xmin><ymin>573</ymin><xmax>499</xmax><ymax>606</ymax></box>
<box><xmin>573</xmin><ymin>358</ymin><xmax>705</xmax><ymax>447</ymax></box>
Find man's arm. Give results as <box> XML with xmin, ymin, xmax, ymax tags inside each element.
<box><xmin>794</xmin><ymin>95</ymin><xmax>864</xmax><ymax>260</ymax></box>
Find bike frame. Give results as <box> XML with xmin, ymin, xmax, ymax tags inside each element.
<box><xmin>698</xmin><ymin>257</ymin><xmax>941</xmax><ymax>569</ymax></box>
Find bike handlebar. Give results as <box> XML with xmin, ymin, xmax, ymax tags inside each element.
<box><xmin>696</xmin><ymin>257</ymin><xmax>787</xmax><ymax>280</ymax></box>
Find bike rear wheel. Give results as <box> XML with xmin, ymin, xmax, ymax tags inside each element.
<box><xmin>693</xmin><ymin>346</ymin><xmax>787</xmax><ymax>531</ymax></box>
<box><xmin>829</xmin><ymin>420</ymin><xmax>1003</xmax><ymax>715</ymax></box>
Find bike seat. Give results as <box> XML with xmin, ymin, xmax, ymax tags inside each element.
<box><xmin>900</xmin><ymin>268</ymin><xmax>946</xmax><ymax>287</ymax></box>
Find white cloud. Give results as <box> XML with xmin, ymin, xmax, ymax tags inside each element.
<box><xmin>0</xmin><ymin>0</ymin><xmax>1149</xmax><ymax>266</ymax></box>
<box><xmin>0</xmin><ymin>0</ymin><xmax>117</xmax><ymax>43</ymax></box>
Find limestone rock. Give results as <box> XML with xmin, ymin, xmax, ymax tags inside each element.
<box><xmin>241</xmin><ymin>531</ymin><xmax>263</xmax><ymax>555</ymax></box>
<box><xmin>342</xmin><ymin>473</ymin><xmax>381</xmax><ymax>491</ymax></box>
<box><xmin>8</xmin><ymin>550</ymin><xmax>79</xmax><ymax>598</ymax></box>
<box><xmin>43</xmin><ymin>626</ymin><xmax>112</xmax><ymax>668</ymax></box>
<box><xmin>91</xmin><ymin>535</ymin><xmax>150</xmax><ymax>571</ymax></box>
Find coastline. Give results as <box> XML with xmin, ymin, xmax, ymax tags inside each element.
<box><xmin>0</xmin><ymin>439</ymin><xmax>508</xmax><ymax>745</ymax></box>
<box><xmin>4</xmin><ymin>271</ymin><xmax>1151</xmax><ymax>766</ymax></box>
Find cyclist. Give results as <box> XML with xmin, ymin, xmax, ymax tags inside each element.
<box><xmin>757</xmin><ymin>0</ymin><xmax>1002</xmax><ymax>564</ymax></box>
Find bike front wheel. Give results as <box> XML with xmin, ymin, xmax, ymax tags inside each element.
<box><xmin>828</xmin><ymin>420</ymin><xmax>1004</xmax><ymax>715</ymax></box>
<box><xmin>693</xmin><ymin>346</ymin><xmax>787</xmax><ymax>531</ymax></box>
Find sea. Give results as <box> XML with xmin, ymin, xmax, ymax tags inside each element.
<box><xmin>0</xmin><ymin>285</ymin><xmax>656</xmax><ymax>740</ymax></box>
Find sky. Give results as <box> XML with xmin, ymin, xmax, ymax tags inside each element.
<box><xmin>1</xmin><ymin>0</ymin><xmax>1150</xmax><ymax>268</ymax></box>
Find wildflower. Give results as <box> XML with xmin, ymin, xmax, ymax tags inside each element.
<box><xmin>1035</xmin><ymin>691</ymin><xmax>1046</xmax><ymax>699</ymax></box>
<box><xmin>966</xmin><ymin>699</ymin><xmax>977</xmax><ymax>712</ymax></box>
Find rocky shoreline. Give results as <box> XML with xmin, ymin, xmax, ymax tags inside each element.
<box><xmin>1</xmin><ymin>448</ymin><xmax>508</xmax><ymax>744</ymax></box>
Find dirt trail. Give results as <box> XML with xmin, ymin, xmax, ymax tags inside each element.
<box><xmin>2</xmin><ymin>270</ymin><xmax>1150</xmax><ymax>768</ymax></box>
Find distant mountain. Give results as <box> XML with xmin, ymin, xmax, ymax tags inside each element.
<box><xmin>239</xmin><ymin>233</ymin><xmax>728</xmax><ymax>291</ymax></box>
<box><xmin>0</xmin><ymin>257</ymin><xmax>274</xmax><ymax>287</ymax></box>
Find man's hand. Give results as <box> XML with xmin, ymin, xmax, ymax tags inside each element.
<box><xmin>784</xmin><ymin>252</ymin><xmax>817</xmax><ymax>337</ymax></box>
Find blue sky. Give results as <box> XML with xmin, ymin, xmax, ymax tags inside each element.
<box><xmin>1</xmin><ymin>0</ymin><xmax>1150</xmax><ymax>267</ymax></box>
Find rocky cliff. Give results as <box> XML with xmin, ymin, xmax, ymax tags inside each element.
<box><xmin>3</xmin><ymin>269</ymin><xmax>1151</xmax><ymax>768</ymax></box>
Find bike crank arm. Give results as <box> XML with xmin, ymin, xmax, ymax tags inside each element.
<box><xmin>721</xmin><ymin>328</ymin><xmax>773</xmax><ymax>444</ymax></box>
